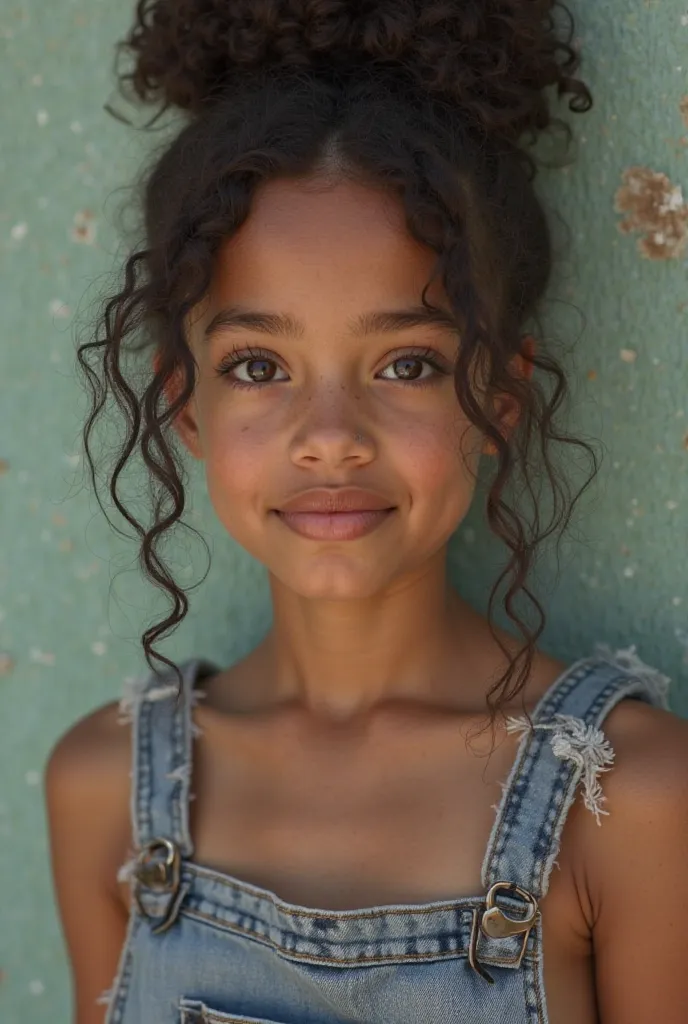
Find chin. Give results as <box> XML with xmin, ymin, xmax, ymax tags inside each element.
<box><xmin>272</xmin><ymin>555</ymin><xmax>391</xmax><ymax>601</ymax></box>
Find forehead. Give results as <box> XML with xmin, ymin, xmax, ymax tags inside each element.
<box><xmin>204</xmin><ymin>177</ymin><xmax>446</xmax><ymax>317</ymax></box>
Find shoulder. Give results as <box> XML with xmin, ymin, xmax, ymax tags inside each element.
<box><xmin>577</xmin><ymin>697</ymin><xmax>688</xmax><ymax>905</ymax></box>
<box><xmin>46</xmin><ymin>699</ymin><xmax>131</xmax><ymax>793</ymax></box>
<box><xmin>569</xmin><ymin>699</ymin><xmax>688</xmax><ymax>1018</ymax></box>
<box><xmin>45</xmin><ymin>700</ymin><xmax>133</xmax><ymax>893</ymax></box>
<box><xmin>45</xmin><ymin>703</ymin><xmax>137</xmax><ymax>1020</ymax></box>
<box><xmin>601</xmin><ymin>697</ymin><xmax>688</xmax><ymax>804</ymax></box>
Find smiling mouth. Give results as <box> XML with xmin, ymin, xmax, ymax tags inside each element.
<box><xmin>274</xmin><ymin>508</ymin><xmax>396</xmax><ymax>541</ymax></box>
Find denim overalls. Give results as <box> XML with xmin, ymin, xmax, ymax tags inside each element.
<box><xmin>102</xmin><ymin>645</ymin><xmax>670</xmax><ymax>1024</ymax></box>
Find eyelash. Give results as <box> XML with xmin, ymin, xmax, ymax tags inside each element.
<box><xmin>214</xmin><ymin>345</ymin><xmax>451</xmax><ymax>390</ymax></box>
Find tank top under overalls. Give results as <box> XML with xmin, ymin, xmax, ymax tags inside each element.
<box><xmin>102</xmin><ymin>645</ymin><xmax>670</xmax><ymax>1024</ymax></box>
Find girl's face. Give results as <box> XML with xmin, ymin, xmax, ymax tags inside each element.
<box><xmin>176</xmin><ymin>176</ymin><xmax>494</xmax><ymax>600</ymax></box>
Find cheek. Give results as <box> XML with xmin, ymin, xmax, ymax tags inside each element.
<box><xmin>200</xmin><ymin>409</ymin><xmax>275</xmax><ymax>539</ymax></box>
<box><xmin>392</xmin><ymin>414</ymin><xmax>481</xmax><ymax>536</ymax></box>
<box><xmin>394</xmin><ymin>413</ymin><xmax>479</xmax><ymax>494</ymax></box>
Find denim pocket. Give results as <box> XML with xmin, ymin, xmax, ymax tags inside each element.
<box><xmin>179</xmin><ymin>998</ymin><xmax>288</xmax><ymax>1024</ymax></box>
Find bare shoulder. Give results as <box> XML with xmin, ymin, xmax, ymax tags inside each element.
<box><xmin>601</xmin><ymin>697</ymin><xmax>688</xmax><ymax>799</ymax></box>
<box><xmin>45</xmin><ymin>704</ymin><xmax>135</xmax><ymax>1023</ymax></box>
<box><xmin>577</xmin><ymin>697</ymin><xmax>688</xmax><ymax>905</ymax></box>
<box><xmin>46</xmin><ymin>699</ymin><xmax>131</xmax><ymax>794</ymax></box>
<box><xmin>45</xmin><ymin>699</ymin><xmax>133</xmax><ymax>890</ymax></box>
<box><xmin>569</xmin><ymin>701</ymin><xmax>688</xmax><ymax>1019</ymax></box>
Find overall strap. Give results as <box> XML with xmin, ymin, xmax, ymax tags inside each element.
<box><xmin>481</xmin><ymin>644</ymin><xmax>671</xmax><ymax>901</ymax></box>
<box><xmin>122</xmin><ymin>656</ymin><xmax>219</xmax><ymax>855</ymax></box>
<box><xmin>118</xmin><ymin>656</ymin><xmax>219</xmax><ymax>933</ymax></box>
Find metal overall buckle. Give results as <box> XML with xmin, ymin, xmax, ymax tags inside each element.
<box><xmin>132</xmin><ymin>837</ymin><xmax>183</xmax><ymax>935</ymax></box>
<box><xmin>468</xmin><ymin>881</ymin><xmax>539</xmax><ymax>984</ymax></box>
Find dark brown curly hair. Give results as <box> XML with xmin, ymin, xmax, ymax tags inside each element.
<box><xmin>77</xmin><ymin>0</ymin><xmax>599</xmax><ymax>712</ymax></box>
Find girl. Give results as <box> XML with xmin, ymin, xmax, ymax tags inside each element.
<box><xmin>45</xmin><ymin>2</ymin><xmax>688</xmax><ymax>1023</ymax></box>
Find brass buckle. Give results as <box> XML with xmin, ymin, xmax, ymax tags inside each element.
<box><xmin>132</xmin><ymin>837</ymin><xmax>182</xmax><ymax>934</ymax></box>
<box><xmin>468</xmin><ymin>881</ymin><xmax>539</xmax><ymax>984</ymax></box>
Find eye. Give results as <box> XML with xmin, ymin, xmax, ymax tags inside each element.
<box><xmin>215</xmin><ymin>346</ymin><xmax>451</xmax><ymax>388</ymax></box>
<box><xmin>377</xmin><ymin>350</ymin><xmax>448</xmax><ymax>383</ymax></box>
<box><xmin>215</xmin><ymin>348</ymin><xmax>288</xmax><ymax>387</ymax></box>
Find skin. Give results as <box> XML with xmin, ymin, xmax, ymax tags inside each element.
<box><xmin>45</xmin><ymin>176</ymin><xmax>688</xmax><ymax>1024</ymax></box>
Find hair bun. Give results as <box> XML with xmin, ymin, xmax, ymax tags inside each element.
<box><xmin>117</xmin><ymin>0</ymin><xmax>590</xmax><ymax>143</ymax></box>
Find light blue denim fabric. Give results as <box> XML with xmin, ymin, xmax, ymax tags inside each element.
<box><xmin>103</xmin><ymin>646</ymin><xmax>669</xmax><ymax>1024</ymax></box>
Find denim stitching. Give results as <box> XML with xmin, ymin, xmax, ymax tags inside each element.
<box><xmin>178</xmin><ymin>661</ymin><xmax>196</xmax><ymax>855</ymax></box>
<box><xmin>134</xmin><ymin>696</ymin><xmax>154</xmax><ymax>848</ymax></box>
<box><xmin>484</xmin><ymin>652</ymin><xmax>669</xmax><ymax>912</ymax></box>
<box><xmin>482</xmin><ymin>653</ymin><xmax>589</xmax><ymax>873</ymax></box>
<box><xmin>103</xmin><ymin>913</ymin><xmax>142</xmax><ymax>1024</ymax></box>
<box><xmin>528</xmin><ymin>675</ymin><xmax>656</xmax><ymax>897</ymax></box>
<box><xmin>522</xmin><ymin>951</ymin><xmax>547</xmax><ymax>1024</ymax></box>
<box><xmin>528</xmin><ymin>680</ymin><xmax>620</xmax><ymax>893</ymax></box>
<box><xmin>179</xmin><ymin>1002</ymin><xmax>284</xmax><ymax>1024</ymax></box>
<box><xmin>178</xmin><ymin>905</ymin><xmax>538</xmax><ymax>967</ymax></box>
<box><xmin>532</xmin><ymin>924</ymin><xmax>549</xmax><ymax>1024</ymax></box>
<box><xmin>535</xmin><ymin>676</ymin><xmax>666</xmax><ymax>896</ymax></box>
<box><xmin>483</xmin><ymin>659</ymin><xmax>633</xmax><ymax>896</ymax></box>
<box><xmin>493</xmin><ymin>666</ymin><xmax>603</xmax><ymax>894</ymax></box>
<box><xmin>506</xmin><ymin>715</ymin><xmax>615</xmax><ymax>823</ymax></box>
<box><xmin>170</xmin><ymin>668</ymin><xmax>187</xmax><ymax>852</ymax></box>
<box><xmin>481</xmin><ymin>726</ymin><xmax>540</xmax><ymax>887</ymax></box>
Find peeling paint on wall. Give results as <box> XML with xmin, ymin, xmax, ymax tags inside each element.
<box><xmin>614</xmin><ymin>167</ymin><xmax>688</xmax><ymax>260</ymax></box>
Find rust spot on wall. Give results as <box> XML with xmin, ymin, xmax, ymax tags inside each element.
<box><xmin>69</xmin><ymin>209</ymin><xmax>97</xmax><ymax>246</ymax></box>
<box><xmin>681</xmin><ymin>96</ymin><xmax>688</xmax><ymax>130</ymax></box>
<box><xmin>614</xmin><ymin>166</ymin><xmax>688</xmax><ymax>260</ymax></box>
<box><xmin>0</xmin><ymin>653</ymin><xmax>14</xmax><ymax>676</ymax></box>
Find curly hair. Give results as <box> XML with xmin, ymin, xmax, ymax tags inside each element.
<box><xmin>77</xmin><ymin>0</ymin><xmax>599</xmax><ymax>714</ymax></box>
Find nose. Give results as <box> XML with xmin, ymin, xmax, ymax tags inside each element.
<box><xmin>288</xmin><ymin>392</ymin><xmax>376</xmax><ymax>470</ymax></box>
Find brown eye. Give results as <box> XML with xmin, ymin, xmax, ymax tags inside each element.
<box><xmin>215</xmin><ymin>349</ymin><xmax>288</xmax><ymax>386</ymax></box>
<box><xmin>392</xmin><ymin>357</ymin><xmax>424</xmax><ymax>380</ymax></box>
<box><xmin>377</xmin><ymin>351</ymin><xmax>448</xmax><ymax>385</ymax></box>
<box><xmin>244</xmin><ymin>359</ymin><xmax>276</xmax><ymax>382</ymax></box>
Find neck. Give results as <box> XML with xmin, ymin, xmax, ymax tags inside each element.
<box><xmin>254</xmin><ymin>551</ymin><xmax>509</xmax><ymax>723</ymax></box>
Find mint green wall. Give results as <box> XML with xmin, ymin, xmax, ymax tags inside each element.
<box><xmin>1</xmin><ymin>2</ymin><xmax>686</xmax><ymax>1021</ymax></box>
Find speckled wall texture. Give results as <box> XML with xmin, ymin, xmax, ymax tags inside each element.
<box><xmin>1</xmin><ymin>2</ymin><xmax>687</xmax><ymax>1021</ymax></box>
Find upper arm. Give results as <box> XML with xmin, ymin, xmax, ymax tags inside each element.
<box><xmin>583</xmin><ymin>700</ymin><xmax>688</xmax><ymax>1023</ymax></box>
<box><xmin>44</xmin><ymin>701</ymin><xmax>133</xmax><ymax>1024</ymax></box>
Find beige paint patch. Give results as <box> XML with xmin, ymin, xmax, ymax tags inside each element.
<box><xmin>614</xmin><ymin>166</ymin><xmax>688</xmax><ymax>260</ymax></box>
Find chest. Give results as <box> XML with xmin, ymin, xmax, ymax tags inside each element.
<box><xmin>187</xmin><ymin>710</ymin><xmax>513</xmax><ymax>908</ymax></box>
<box><xmin>119</xmin><ymin>710</ymin><xmax>598</xmax><ymax>1024</ymax></box>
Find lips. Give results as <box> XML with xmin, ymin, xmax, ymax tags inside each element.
<box><xmin>277</xmin><ymin>488</ymin><xmax>395</xmax><ymax>514</ymax></box>
<box><xmin>274</xmin><ymin>488</ymin><xmax>396</xmax><ymax>541</ymax></box>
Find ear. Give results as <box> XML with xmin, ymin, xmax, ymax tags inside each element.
<box><xmin>482</xmin><ymin>335</ymin><xmax>536</xmax><ymax>457</ymax></box>
<box><xmin>152</xmin><ymin>350</ymin><xmax>204</xmax><ymax>460</ymax></box>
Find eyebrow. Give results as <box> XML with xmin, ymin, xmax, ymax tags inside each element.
<box><xmin>203</xmin><ymin>304</ymin><xmax>459</xmax><ymax>342</ymax></box>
